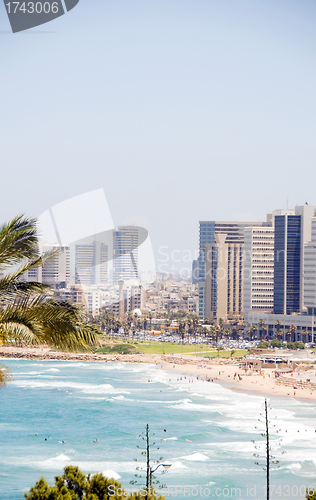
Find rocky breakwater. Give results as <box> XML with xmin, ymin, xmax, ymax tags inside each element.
<box><xmin>0</xmin><ymin>346</ymin><xmax>160</xmax><ymax>364</ymax></box>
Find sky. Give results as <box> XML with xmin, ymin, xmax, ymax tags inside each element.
<box><xmin>1</xmin><ymin>0</ymin><xmax>316</xmax><ymax>274</ymax></box>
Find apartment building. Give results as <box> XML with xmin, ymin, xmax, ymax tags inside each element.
<box><xmin>198</xmin><ymin>219</ymin><xmax>271</xmax><ymax>318</ymax></box>
<box><xmin>243</xmin><ymin>227</ymin><xmax>274</xmax><ymax>315</ymax></box>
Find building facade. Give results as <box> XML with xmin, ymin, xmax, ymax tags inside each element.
<box><xmin>75</xmin><ymin>241</ymin><xmax>108</xmax><ymax>286</ymax></box>
<box><xmin>23</xmin><ymin>244</ymin><xmax>70</xmax><ymax>286</ymax></box>
<box><xmin>113</xmin><ymin>227</ymin><xmax>139</xmax><ymax>283</ymax></box>
<box><xmin>204</xmin><ymin>234</ymin><xmax>243</xmax><ymax>321</ymax></box>
<box><xmin>273</xmin><ymin>206</ymin><xmax>316</xmax><ymax>315</ymax></box>
<box><xmin>243</xmin><ymin>227</ymin><xmax>274</xmax><ymax>315</ymax></box>
<box><xmin>198</xmin><ymin>220</ymin><xmax>271</xmax><ymax>318</ymax></box>
<box><xmin>304</xmin><ymin>217</ymin><xmax>316</xmax><ymax>315</ymax></box>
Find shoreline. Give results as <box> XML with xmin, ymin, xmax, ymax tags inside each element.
<box><xmin>2</xmin><ymin>345</ymin><xmax>316</xmax><ymax>402</ymax></box>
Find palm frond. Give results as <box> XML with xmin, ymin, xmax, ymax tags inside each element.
<box><xmin>0</xmin><ymin>215</ymin><xmax>39</xmax><ymax>270</ymax></box>
<box><xmin>0</xmin><ymin>296</ymin><xmax>100</xmax><ymax>350</ymax></box>
<box><xmin>0</xmin><ymin>250</ymin><xmax>57</xmax><ymax>302</ymax></box>
<box><xmin>0</xmin><ymin>214</ymin><xmax>99</xmax><ymax>352</ymax></box>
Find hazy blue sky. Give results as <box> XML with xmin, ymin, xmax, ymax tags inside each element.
<box><xmin>1</xmin><ymin>0</ymin><xmax>316</xmax><ymax>272</ymax></box>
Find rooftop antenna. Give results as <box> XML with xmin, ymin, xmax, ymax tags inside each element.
<box><xmin>286</xmin><ymin>198</ymin><xmax>288</xmax><ymax>210</ymax></box>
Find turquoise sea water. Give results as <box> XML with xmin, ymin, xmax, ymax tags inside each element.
<box><xmin>1</xmin><ymin>359</ymin><xmax>316</xmax><ymax>500</ymax></box>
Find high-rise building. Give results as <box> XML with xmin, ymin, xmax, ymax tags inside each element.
<box><xmin>75</xmin><ymin>241</ymin><xmax>108</xmax><ymax>286</ymax></box>
<box><xmin>273</xmin><ymin>206</ymin><xmax>316</xmax><ymax>314</ymax></box>
<box><xmin>113</xmin><ymin>227</ymin><xmax>139</xmax><ymax>283</ymax></box>
<box><xmin>243</xmin><ymin>227</ymin><xmax>274</xmax><ymax>315</ymax></box>
<box><xmin>42</xmin><ymin>245</ymin><xmax>71</xmax><ymax>285</ymax></box>
<box><xmin>204</xmin><ymin>234</ymin><xmax>243</xmax><ymax>321</ymax></box>
<box><xmin>304</xmin><ymin>217</ymin><xmax>316</xmax><ymax>315</ymax></box>
<box><xmin>198</xmin><ymin>220</ymin><xmax>271</xmax><ymax>318</ymax></box>
<box><xmin>273</xmin><ymin>213</ymin><xmax>300</xmax><ymax>314</ymax></box>
<box><xmin>22</xmin><ymin>244</ymin><xmax>70</xmax><ymax>286</ymax></box>
<box><xmin>191</xmin><ymin>259</ymin><xmax>199</xmax><ymax>284</ymax></box>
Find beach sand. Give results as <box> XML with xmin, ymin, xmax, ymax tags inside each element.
<box><xmin>1</xmin><ymin>345</ymin><xmax>316</xmax><ymax>401</ymax></box>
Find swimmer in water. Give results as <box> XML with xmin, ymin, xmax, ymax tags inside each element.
<box><xmin>93</xmin><ymin>439</ymin><xmax>98</xmax><ymax>443</ymax></box>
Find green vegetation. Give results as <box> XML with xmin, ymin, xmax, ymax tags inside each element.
<box><xmin>270</xmin><ymin>339</ymin><xmax>283</xmax><ymax>348</ymax></box>
<box><xmin>257</xmin><ymin>340</ymin><xmax>305</xmax><ymax>350</ymax></box>
<box><xmin>257</xmin><ymin>341</ymin><xmax>269</xmax><ymax>349</ymax></box>
<box><xmin>96</xmin><ymin>340</ymin><xmax>248</xmax><ymax>358</ymax></box>
<box><xmin>192</xmin><ymin>349</ymin><xmax>248</xmax><ymax>358</ymax></box>
<box><xmin>286</xmin><ymin>341</ymin><xmax>305</xmax><ymax>350</ymax></box>
<box><xmin>96</xmin><ymin>344</ymin><xmax>136</xmax><ymax>355</ymax></box>
<box><xmin>306</xmin><ymin>487</ymin><xmax>316</xmax><ymax>500</ymax></box>
<box><xmin>24</xmin><ymin>466</ymin><xmax>165</xmax><ymax>500</ymax></box>
<box><xmin>133</xmin><ymin>342</ymin><xmax>212</xmax><ymax>355</ymax></box>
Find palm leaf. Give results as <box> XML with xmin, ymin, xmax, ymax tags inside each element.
<box><xmin>0</xmin><ymin>249</ymin><xmax>58</xmax><ymax>303</ymax></box>
<box><xmin>0</xmin><ymin>213</ymin><xmax>101</xmax><ymax>374</ymax></box>
<box><xmin>0</xmin><ymin>215</ymin><xmax>39</xmax><ymax>269</ymax></box>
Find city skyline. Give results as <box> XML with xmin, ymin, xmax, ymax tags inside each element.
<box><xmin>1</xmin><ymin>0</ymin><xmax>316</xmax><ymax>273</ymax></box>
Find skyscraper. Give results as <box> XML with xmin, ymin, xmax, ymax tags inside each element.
<box><xmin>273</xmin><ymin>206</ymin><xmax>316</xmax><ymax>315</ymax></box>
<box><xmin>113</xmin><ymin>227</ymin><xmax>139</xmax><ymax>283</ymax></box>
<box><xmin>303</xmin><ymin>217</ymin><xmax>316</xmax><ymax>315</ymax></box>
<box><xmin>204</xmin><ymin>234</ymin><xmax>243</xmax><ymax>321</ymax></box>
<box><xmin>243</xmin><ymin>226</ymin><xmax>274</xmax><ymax>315</ymax></box>
<box><xmin>75</xmin><ymin>241</ymin><xmax>108</xmax><ymax>286</ymax></box>
<box><xmin>22</xmin><ymin>244</ymin><xmax>70</xmax><ymax>286</ymax></box>
<box><xmin>198</xmin><ymin>220</ymin><xmax>271</xmax><ymax>318</ymax></box>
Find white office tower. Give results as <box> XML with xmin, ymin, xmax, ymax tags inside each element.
<box><xmin>113</xmin><ymin>227</ymin><xmax>139</xmax><ymax>283</ymax></box>
<box><xmin>24</xmin><ymin>258</ymin><xmax>42</xmax><ymax>283</ymax></box>
<box><xmin>75</xmin><ymin>241</ymin><xmax>108</xmax><ymax>286</ymax></box>
<box><xmin>243</xmin><ymin>227</ymin><xmax>274</xmax><ymax>315</ymax></box>
<box><xmin>22</xmin><ymin>244</ymin><xmax>70</xmax><ymax>286</ymax></box>
<box><xmin>42</xmin><ymin>245</ymin><xmax>71</xmax><ymax>285</ymax></box>
<box><xmin>304</xmin><ymin>217</ymin><xmax>316</xmax><ymax>314</ymax></box>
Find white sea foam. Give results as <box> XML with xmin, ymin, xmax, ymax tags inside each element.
<box><xmin>12</xmin><ymin>379</ymin><xmax>130</xmax><ymax>394</ymax></box>
<box><xmin>287</xmin><ymin>463</ymin><xmax>302</xmax><ymax>470</ymax></box>
<box><xmin>41</xmin><ymin>454</ymin><xmax>71</xmax><ymax>467</ymax></box>
<box><xmin>180</xmin><ymin>453</ymin><xmax>209</xmax><ymax>461</ymax></box>
<box><xmin>168</xmin><ymin>460</ymin><xmax>187</xmax><ymax>470</ymax></box>
<box><xmin>102</xmin><ymin>469</ymin><xmax>121</xmax><ymax>480</ymax></box>
<box><xmin>46</xmin><ymin>368</ymin><xmax>60</xmax><ymax>372</ymax></box>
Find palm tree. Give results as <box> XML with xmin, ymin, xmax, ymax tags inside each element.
<box><xmin>275</xmin><ymin>319</ymin><xmax>282</xmax><ymax>339</ymax></box>
<box><xmin>0</xmin><ymin>215</ymin><xmax>99</xmax><ymax>353</ymax></box>
<box><xmin>214</xmin><ymin>325</ymin><xmax>220</xmax><ymax>345</ymax></box>
<box><xmin>248</xmin><ymin>324</ymin><xmax>257</xmax><ymax>341</ymax></box>
<box><xmin>258</xmin><ymin>319</ymin><xmax>267</xmax><ymax>340</ymax></box>
<box><xmin>290</xmin><ymin>324</ymin><xmax>297</xmax><ymax>342</ymax></box>
<box><xmin>301</xmin><ymin>329</ymin><xmax>308</xmax><ymax>344</ymax></box>
<box><xmin>178</xmin><ymin>320</ymin><xmax>186</xmax><ymax>344</ymax></box>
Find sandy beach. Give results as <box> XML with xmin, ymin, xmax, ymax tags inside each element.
<box><xmin>1</xmin><ymin>345</ymin><xmax>316</xmax><ymax>401</ymax></box>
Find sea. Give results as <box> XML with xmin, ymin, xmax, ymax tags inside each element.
<box><xmin>1</xmin><ymin>359</ymin><xmax>316</xmax><ymax>500</ymax></box>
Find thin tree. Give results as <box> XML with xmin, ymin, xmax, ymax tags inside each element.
<box><xmin>131</xmin><ymin>424</ymin><xmax>169</xmax><ymax>500</ymax></box>
<box><xmin>253</xmin><ymin>399</ymin><xmax>281</xmax><ymax>500</ymax></box>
